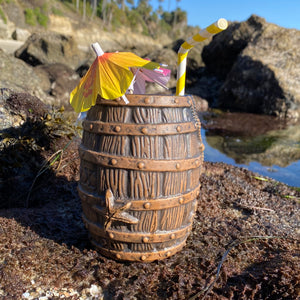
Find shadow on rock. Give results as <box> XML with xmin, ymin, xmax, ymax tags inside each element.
<box><xmin>0</xmin><ymin>106</ymin><xmax>90</xmax><ymax>250</ymax></box>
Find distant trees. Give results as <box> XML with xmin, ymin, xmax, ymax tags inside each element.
<box><xmin>161</xmin><ymin>7</ymin><xmax>186</xmax><ymax>26</ymax></box>
<box><xmin>136</xmin><ymin>0</ymin><xmax>152</xmax><ymax>22</ymax></box>
<box><xmin>173</xmin><ymin>0</ymin><xmax>181</xmax><ymax>26</ymax></box>
<box><xmin>58</xmin><ymin>0</ymin><xmax>188</xmax><ymax>37</ymax></box>
<box><xmin>82</xmin><ymin>0</ymin><xmax>86</xmax><ymax>20</ymax></box>
<box><xmin>91</xmin><ymin>0</ymin><xmax>97</xmax><ymax>19</ymax></box>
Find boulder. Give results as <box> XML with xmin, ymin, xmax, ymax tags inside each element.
<box><xmin>12</xmin><ymin>28</ymin><xmax>31</xmax><ymax>42</ymax></box>
<box><xmin>202</xmin><ymin>15</ymin><xmax>264</xmax><ymax>78</ymax></box>
<box><xmin>201</xmin><ymin>15</ymin><xmax>300</xmax><ymax>118</ymax></box>
<box><xmin>0</xmin><ymin>39</ymin><xmax>24</xmax><ymax>54</ymax></box>
<box><xmin>0</xmin><ymin>49</ymin><xmax>78</xmax><ymax>108</ymax></box>
<box><xmin>15</xmin><ymin>32</ymin><xmax>88</xmax><ymax>69</ymax></box>
<box><xmin>0</xmin><ymin>49</ymin><xmax>48</xmax><ymax>101</ymax></box>
<box><xmin>219</xmin><ymin>22</ymin><xmax>300</xmax><ymax>118</ymax></box>
<box><xmin>34</xmin><ymin>63</ymin><xmax>80</xmax><ymax>109</ymax></box>
<box><xmin>0</xmin><ymin>88</ymin><xmax>49</xmax><ymax>131</ymax></box>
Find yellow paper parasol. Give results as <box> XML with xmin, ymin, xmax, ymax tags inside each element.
<box><xmin>70</xmin><ymin>42</ymin><xmax>160</xmax><ymax>113</ymax></box>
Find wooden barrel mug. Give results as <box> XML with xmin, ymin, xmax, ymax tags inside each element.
<box><xmin>78</xmin><ymin>94</ymin><xmax>204</xmax><ymax>262</ymax></box>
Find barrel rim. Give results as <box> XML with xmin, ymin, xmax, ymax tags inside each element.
<box><xmin>96</xmin><ymin>94</ymin><xmax>194</xmax><ymax>107</ymax></box>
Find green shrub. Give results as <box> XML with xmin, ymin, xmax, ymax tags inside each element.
<box><xmin>126</xmin><ymin>9</ymin><xmax>140</xmax><ymax>27</ymax></box>
<box><xmin>126</xmin><ymin>9</ymin><xmax>149</xmax><ymax>35</ymax></box>
<box><xmin>24</xmin><ymin>7</ymin><xmax>48</xmax><ymax>28</ymax></box>
<box><xmin>24</xmin><ymin>8</ymin><xmax>36</xmax><ymax>26</ymax></box>
<box><xmin>111</xmin><ymin>6</ymin><xmax>127</xmax><ymax>29</ymax></box>
<box><xmin>0</xmin><ymin>7</ymin><xmax>7</xmax><ymax>24</ymax></box>
<box><xmin>159</xmin><ymin>19</ymin><xmax>171</xmax><ymax>32</ymax></box>
<box><xmin>52</xmin><ymin>7</ymin><xmax>63</xmax><ymax>16</ymax></box>
<box><xmin>34</xmin><ymin>7</ymin><xmax>48</xmax><ymax>28</ymax></box>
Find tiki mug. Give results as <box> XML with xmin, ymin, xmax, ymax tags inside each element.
<box><xmin>78</xmin><ymin>94</ymin><xmax>204</xmax><ymax>262</ymax></box>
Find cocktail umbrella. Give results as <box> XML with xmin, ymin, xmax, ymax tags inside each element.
<box><xmin>128</xmin><ymin>66</ymin><xmax>171</xmax><ymax>94</ymax></box>
<box><xmin>70</xmin><ymin>42</ymin><xmax>160</xmax><ymax>113</ymax></box>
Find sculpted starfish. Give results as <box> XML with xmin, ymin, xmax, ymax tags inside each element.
<box><xmin>94</xmin><ymin>189</ymin><xmax>139</xmax><ymax>230</ymax></box>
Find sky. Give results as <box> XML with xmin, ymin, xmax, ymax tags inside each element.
<box><xmin>149</xmin><ymin>0</ymin><xmax>300</xmax><ymax>30</ymax></box>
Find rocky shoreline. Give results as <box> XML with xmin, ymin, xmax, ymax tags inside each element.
<box><xmin>0</xmin><ymin>92</ymin><xmax>299</xmax><ymax>299</ymax></box>
<box><xmin>0</xmin><ymin>4</ymin><xmax>300</xmax><ymax>299</ymax></box>
<box><xmin>1</xmin><ymin>11</ymin><xmax>300</xmax><ymax>119</ymax></box>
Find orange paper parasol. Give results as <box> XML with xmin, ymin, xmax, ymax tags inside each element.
<box><xmin>70</xmin><ymin>42</ymin><xmax>160</xmax><ymax>113</ymax></box>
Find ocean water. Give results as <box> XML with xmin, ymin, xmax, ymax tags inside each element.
<box><xmin>200</xmin><ymin>113</ymin><xmax>300</xmax><ymax>188</ymax></box>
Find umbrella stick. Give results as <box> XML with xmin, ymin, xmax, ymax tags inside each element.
<box><xmin>91</xmin><ymin>42</ymin><xmax>104</xmax><ymax>56</ymax></box>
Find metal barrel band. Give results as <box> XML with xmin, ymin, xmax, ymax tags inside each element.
<box><xmin>91</xmin><ymin>239</ymin><xmax>186</xmax><ymax>262</ymax></box>
<box><xmin>83</xmin><ymin>120</ymin><xmax>198</xmax><ymax>136</ymax></box>
<box><xmin>96</xmin><ymin>94</ymin><xmax>194</xmax><ymax>108</ymax></box>
<box><xmin>78</xmin><ymin>184</ymin><xmax>201</xmax><ymax>210</ymax></box>
<box><xmin>79</xmin><ymin>145</ymin><xmax>202</xmax><ymax>171</ymax></box>
<box><xmin>83</xmin><ymin>215</ymin><xmax>192</xmax><ymax>243</ymax></box>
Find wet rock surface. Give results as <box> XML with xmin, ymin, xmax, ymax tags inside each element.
<box><xmin>0</xmin><ymin>97</ymin><xmax>299</xmax><ymax>299</ymax></box>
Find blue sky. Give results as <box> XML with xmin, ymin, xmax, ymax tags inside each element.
<box><xmin>148</xmin><ymin>0</ymin><xmax>300</xmax><ymax>30</ymax></box>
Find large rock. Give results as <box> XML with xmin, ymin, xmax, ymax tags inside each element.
<box><xmin>0</xmin><ymin>49</ymin><xmax>48</xmax><ymax>101</ymax></box>
<box><xmin>202</xmin><ymin>15</ymin><xmax>300</xmax><ymax>118</ymax></box>
<box><xmin>15</xmin><ymin>32</ymin><xmax>88</xmax><ymax>69</ymax></box>
<box><xmin>12</xmin><ymin>28</ymin><xmax>31</xmax><ymax>42</ymax></box>
<box><xmin>202</xmin><ymin>15</ymin><xmax>263</xmax><ymax>78</ymax></box>
<box><xmin>0</xmin><ymin>89</ymin><xmax>49</xmax><ymax>131</ymax></box>
<box><xmin>0</xmin><ymin>39</ymin><xmax>24</xmax><ymax>54</ymax></box>
<box><xmin>34</xmin><ymin>63</ymin><xmax>80</xmax><ymax>109</ymax></box>
<box><xmin>0</xmin><ymin>49</ymin><xmax>78</xmax><ymax>108</ymax></box>
<box><xmin>219</xmin><ymin>25</ymin><xmax>300</xmax><ymax>118</ymax></box>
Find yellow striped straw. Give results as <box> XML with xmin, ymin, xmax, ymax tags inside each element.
<box><xmin>176</xmin><ymin>18</ymin><xmax>228</xmax><ymax>96</ymax></box>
